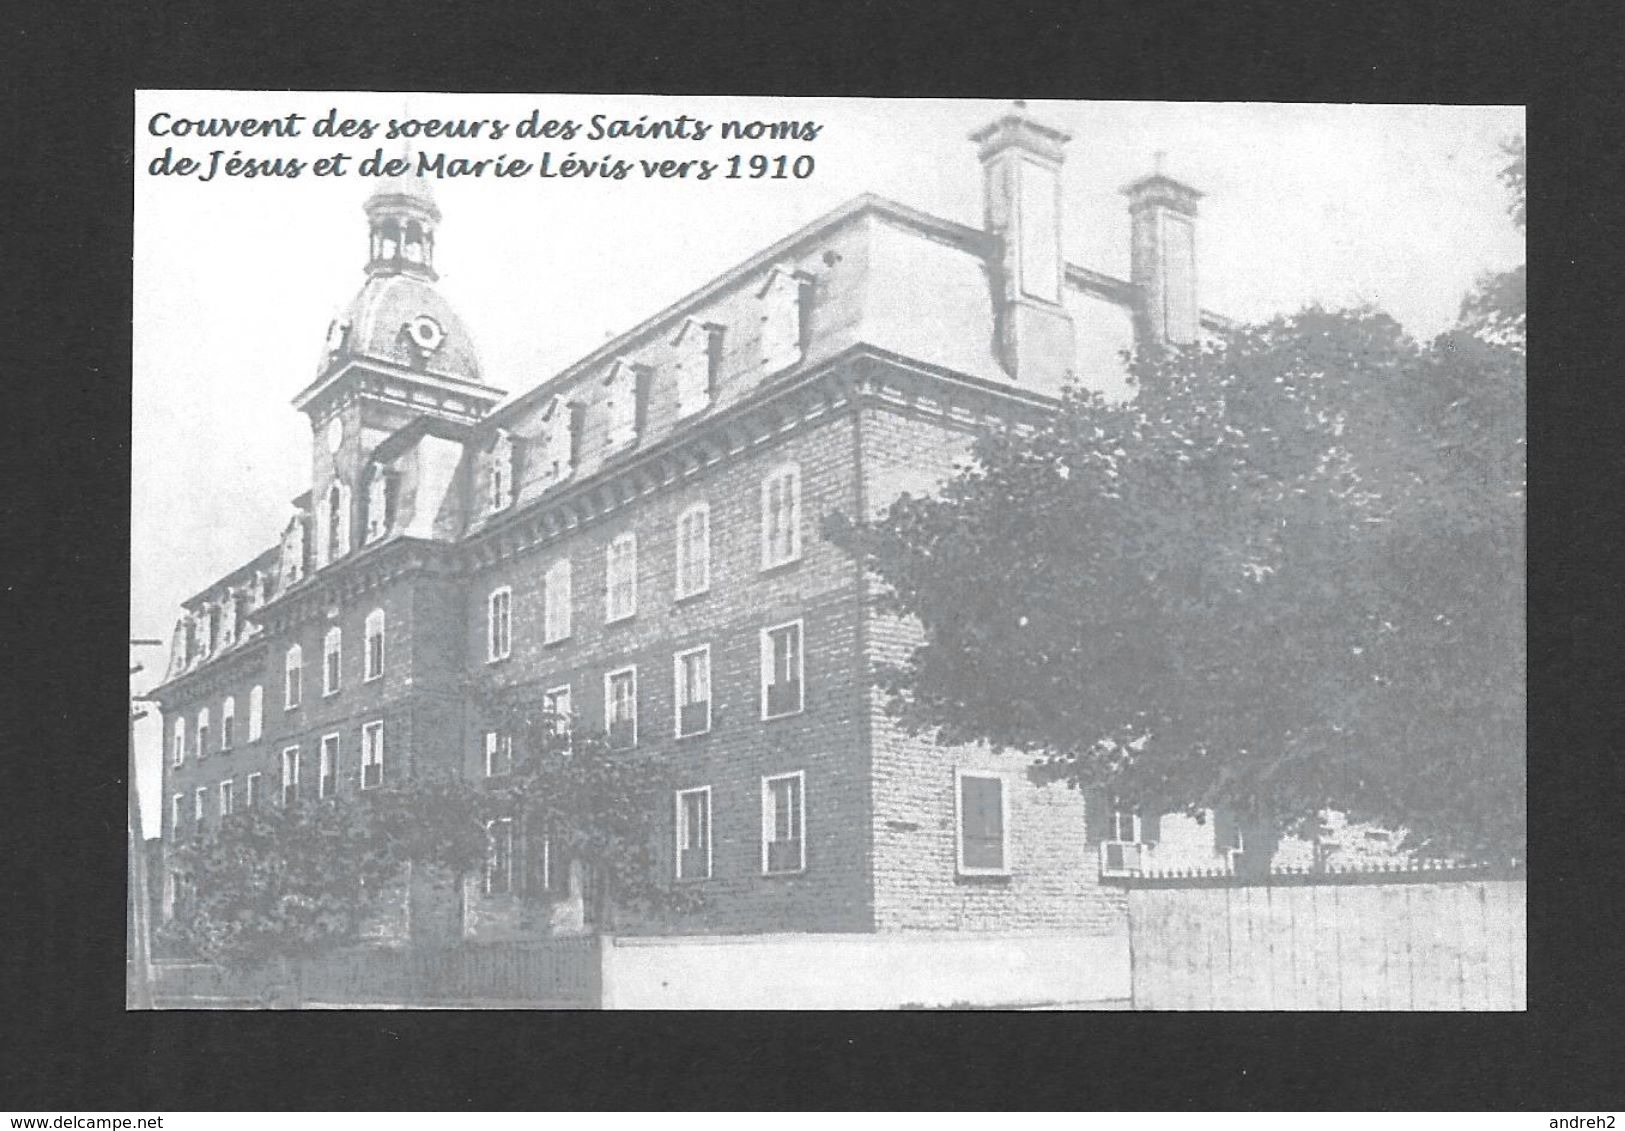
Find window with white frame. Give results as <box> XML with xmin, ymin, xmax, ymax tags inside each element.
<box><xmin>761</xmin><ymin>619</ymin><xmax>804</xmax><ymax>719</ymax></box>
<box><xmin>194</xmin><ymin>786</ymin><xmax>208</xmax><ymax>824</ymax></box>
<box><xmin>246</xmin><ymin>772</ymin><xmax>262</xmax><ymax>809</ymax></box>
<box><xmin>364</xmin><ymin>609</ymin><xmax>385</xmax><ymax>680</ymax></box>
<box><xmin>674</xmin><ymin>645</ymin><xmax>711</xmax><ymax>737</ymax></box>
<box><xmin>248</xmin><ymin>684</ymin><xmax>263</xmax><ymax>741</ymax></box>
<box><xmin>675</xmin><ymin>786</ymin><xmax>712</xmax><ymax>881</ymax></box>
<box><xmin>760</xmin><ymin>464</ymin><xmax>802</xmax><ymax>569</ymax></box>
<box><xmin>487</xmin><ymin>587</ymin><xmax>512</xmax><ymax>661</ymax></box>
<box><xmin>319</xmin><ymin>733</ymin><xmax>340</xmax><ymax>799</ymax></box>
<box><xmin>535</xmin><ymin>395</ymin><xmax>573</xmax><ymax>487</ymax></box>
<box><xmin>361</xmin><ymin>720</ymin><xmax>385</xmax><ymax>789</ymax></box>
<box><xmin>171</xmin><ymin>793</ymin><xmax>183</xmax><ymax>836</ymax></box>
<box><xmin>196</xmin><ymin>707</ymin><xmax>211</xmax><ymax>760</ymax></box>
<box><xmin>543</xmin><ymin>684</ymin><xmax>572</xmax><ymax>741</ymax></box>
<box><xmin>219</xmin><ymin>779</ymin><xmax>235</xmax><ymax>818</ymax></box>
<box><xmin>324</xmin><ymin>480</ymin><xmax>350</xmax><ymax>565</ymax></box>
<box><xmin>323</xmin><ymin>625</ymin><xmax>342</xmax><ymax>696</ymax></box>
<box><xmin>605</xmin><ymin>532</ymin><xmax>637</xmax><ymax>623</ymax></box>
<box><xmin>484</xmin><ymin>818</ymin><xmax>514</xmax><ymax>895</ymax></box>
<box><xmin>543</xmin><ymin>558</ymin><xmax>572</xmax><ymax>643</ymax></box>
<box><xmin>675</xmin><ymin>503</ymin><xmax>710</xmax><ymax>599</ymax></box>
<box><xmin>955</xmin><ymin>770</ymin><xmax>1010</xmax><ymax>875</ymax></box>
<box><xmin>605</xmin><ymin>667</ymin><xmax>637</xmax><ymax>749</ymax></box>
<box><xmin>484</xmin><ymin>730</ymin><xmax>513</xmax><ymax>777</ymax></box>
<box><xmin>365</xmin><ymin>463</ymin><xmax>390</xmax><ymax>543</ymax></box>
<box><xmin>762</xmin><ymin>771</ymin><xmax>806</xmax><ymax>875</ymax></box>
<box><xmin>285</xmin><ymin>644</ymin><xmax>303</xmax><ymax>709</ymax></box>
<box><xmin>221</xmin><ymin>696</ymin><xmax>235</xmax><ymax>750</ymax></box>
<box><xmin>171</xmin><ymin>718</ymin><xmax>185</xmax><ymax>767</ymax></box>
<box><xmin>281</xmin><ymin>746</ymin><xmax>301</xmax><ymax>807</ymax></box>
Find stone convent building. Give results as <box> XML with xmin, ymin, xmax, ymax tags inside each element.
<box><xmin>153</xmin><ymin>103</ymin><xmax>1317</xmax><ymax>961</ymax></box>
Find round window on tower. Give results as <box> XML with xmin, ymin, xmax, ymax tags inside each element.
<box><xmin>409</xmin><ymin>315</ymin><xmax>446</xmax><ymax>353</ymax></box>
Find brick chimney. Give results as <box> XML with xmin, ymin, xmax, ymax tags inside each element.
<box><xmin>1123</xmin><ymin>158</ymin><xmax>1204</xmax><ymax>348</ymax></box>
<box><xmin>970</xmin><ymin>102</ymin><xmax>1075</xmax><ymax>390</ymax></box>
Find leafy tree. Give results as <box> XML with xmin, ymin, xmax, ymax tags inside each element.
<box><xmin>828</xmin><ymin>146</ymin><xmax>1524</xmax><ymax>861</ymax></box>
<box><xmin>473</xmin><ymin>681</ymin><xmax>697</xmax><ymax>931</ymax></box>
<box><xmin>157</xmin><ymin>775</ymin><xmax>489</xmax><ymax>972</ymax></box>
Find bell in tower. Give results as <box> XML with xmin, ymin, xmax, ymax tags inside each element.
<box><xmin>365</xmin><ymin>172</ymin><xmax>440</xmax><ymax>281</ymax></box>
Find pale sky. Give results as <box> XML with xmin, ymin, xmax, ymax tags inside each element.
<box><xmin>131</xmin><ymin>92</ymin><xmax>1525</xmax><ymax>832</ymax></box>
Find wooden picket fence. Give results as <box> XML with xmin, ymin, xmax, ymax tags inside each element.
<box><xmin>1121</xmin><ymin>865</ymin><xmax>1526</xmax><ymax>1010</ymax></box>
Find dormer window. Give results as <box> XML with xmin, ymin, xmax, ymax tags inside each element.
<box><xmin>535</xmin><ymin>397</ymin><xmax>575</xmax><ymax>489</ymax></box>
<box><xmin>364</xmin><ymin>463</ymin><xmax>391</xmax><ymax>544</ymax></box>
<box><xmin>757</xmin><ymin>265</ymin><xmax>811</xmax><ymax>376</ymax></box>
<box><xmin>220</xmin><ymin>591</ymin><xmax>239</xmax><ymax>648</ymax></box>
<box><xmin>603</xmin><ymin>360</ymin><xmax>648</xmax><ymax>453</ymax></box>
<box><xmin>673</xmin><ymin>318</ymin><xmax>722</xmax><ymax>419</ymax></box>
<box><xmin>322</xmin><ymin>481</ymin><xmax>351</xmax><ymax>565</ymax></box>
<box><xmin>280</xmin><ymin>513</ymin><xmax>309</xmax><ymax>588</ymax></box>
<box><xmin>488</xmin><ymin>430</ymin><xmax>517</xmax><ymax>513</ymax></box>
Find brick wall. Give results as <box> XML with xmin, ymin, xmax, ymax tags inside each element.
<box><xmin>859</xmin><ymin>403</ymin><xmax>1124</xmax><ymax>936</ymax></box>
<box><xmin>462</xmin><ymin>411</ymin><xmax>874</xmax><ymax>936</ymax></box>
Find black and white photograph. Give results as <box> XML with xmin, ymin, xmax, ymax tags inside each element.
<box><xmin>128</xmin><ymin>91</ymin><xmax>1526</xmax><ymax>1011</ymax></box>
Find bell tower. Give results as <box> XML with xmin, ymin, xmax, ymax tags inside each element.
<box><xmin>365</xmin><ymin>173</ymin><xmax>440</xmax><ymax>281</ymax></box>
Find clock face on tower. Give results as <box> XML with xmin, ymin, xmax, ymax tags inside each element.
<box><xmin>325</xmin><ymin>416</ymin><xmax>343</xmax><ymax>453</ymax></box>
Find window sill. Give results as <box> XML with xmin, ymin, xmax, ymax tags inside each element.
<box><xmin>762</xmin><ymin>866</ymin><xmax>806</xmax><ymax>878</ymax></box>
<box><xmin>543</xmin><ymin>634</ymin><xmax>571</xmax><ymax>647</ymax></box>
<box><xmin>674</xmin><ymin>874</ymin><xmax>712</xmax><ymax>885</ymax></box>
<box><xmin>323</xmin><ymin>690</ymin><xmax>340</xmax><ymax>699</ymax></box>
<box><xmin>675</xmin><ymin>727</ymin><xmax>712</xmax><ymax>740</ymax></box>
<box><xmin>674</xmin><ymin>587</ymin><xmax>710</xmax><ymax>605</ymax></box>
<box><xmin>955</xmin><ymin>868</ymin><xmax>1013</xmax><ymax>882</ymax></box>
<box><xmin>758</xmin><ymin>555</ymin><xmax>803</xmax><ymax>576</ymax></box>
<box><xmin>761</xmin><ymin>706</ymin><xmax>805</xmax><ymax>722</ymax></box>
<box><xmin>363</xmin><ymin>673</ymin><xmax>382</xmax><ymax>684</ymax></box>
<box><xmin>604</xmin><ymin>612</ymin><xmax>636</xmax><ymax>627</ymax></box>
<box><xmin>486</xmin><ymin>654</ymin><xmax>511</xmax><ymax>665</ymax></box>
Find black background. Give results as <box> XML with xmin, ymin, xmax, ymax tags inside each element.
<box><xmin>2</xmin><ymin>0</ymin><xmax>1618</xmax><ymax>1111</ymax></box>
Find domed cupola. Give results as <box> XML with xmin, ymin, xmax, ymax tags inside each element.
<box><xmin>314</xmin><ymin>175</ymin><xmax>486</xmax><ymax>385</ymax></box>
<box><xmin>365</xmin><ymin>173</ymin><xmax>440</xmax><ymax>280</ymax></box>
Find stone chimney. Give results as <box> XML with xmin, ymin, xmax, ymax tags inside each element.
<box><xmin>1123</xmin><ymin>159</ymin><xmax>1204</xmax><ymax>348</ymax></box>
<box><xmin>970</xmin><ymin>102</ymin><xmax>1075</xmax><ymax>390</ymax></box>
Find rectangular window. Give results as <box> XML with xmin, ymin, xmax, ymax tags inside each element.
<box><xmin>281</xmin><ymin>746</ymin><xmax>301</xmax><ymax>807</ymax></box>
<box><xmin>221</xmin><ymin>697</ymin><xmax>235</xmax><ymax>750</ymax></box>
<box><xmin>171</xmin><ymin>719</ymin><xmax>185</xmax><ymax>767</ymax></box>
<box><xmin>364</xmin><ymin>610</ymin><xmax>385</xmax><ymax>681</ymax></box>
<box><xmin>248</xmin><ymin>684</ymin><xmax>263</xmax><ymax>741</ymax></box>
<box><xmin>675</xmin><ymin>503</ymin><xmax>710</xmax><ymax>599</ymax></box>
<box><xmin>285</xmin><ymin>646</ymin><xmax>303</xmax><ymax>709</ymax></box>
<box><xmin>319</xmin><ymin>733</ymin><xmax>339</xmax><ymax>799</ymax></box>
<box><xmin>544</xmin><ymin>558</ymin><xmax>572</xmax><ymax>643</ymax></box>
<box><xmin>171</xmin><ymin>793</ymin><xmax>183</xmax><ymax>836</ymax></box>
<box><xmin>219</xmin><ymin>779</ymin><xmax>235</xmax><ymax>817</ymax></box>
<box><xmin>674</xmin><ymin>645</ymin><xmax>711</xmax><ymax>737</ymax></box>
<box><xmin>529</xmin><ymin>834</ymin><xmax>565</xmax><ymax>896</ymax></box>
<box><xmin>246</xmin><ymin>772</ymin><xmax>262</xmax><ymax>809</ymax></box>
<box><xmin>484</xmin><ymin>730</ymin><xmax>513</xmax><ymax>777</ymax></box>
<box><xmin>762</xmin><ymin>771</ymin><xmax>806</xmax><ymax>875</ymax></box>
<box><xmin>484</xmin><ymin>818</ymin><xmax>514</xmax><ymax>895</ymax></box>
<box><xmin>544</xmin><ymin>684</ymin><xmax>572</xmax><ymax>741</ymax></box>
<box><xmin>196</xmin><ymin>710</ymin><xmax>210</xmax><ymax>761</ymax></box>
<box><xmin>487</xmin><ymin>587</ymin><xmax>512</xmax><ymax>661</ymax></box>
<box><xmin>194</xmin><ymin>786</ymin><xmax>207</xmax><ymax>825</ymax></box>
<box><xmin>361</xmin><ymin>720</ymin><xmax>385</xmax><ymax>789</ymax></box>
<box><xmin>605</xmin><ymin>532</ymin><xmax>637</xmax><ymax>623</ymax></box>
<box><xmin>323</xmin><ymin>627</ymin><xmax>342</xmax><ymax>696</ymax></box>
<box><xmin>605</xmin><ymin>667</ymin><xmax>637</xmax><ymax>749</ymax></box>
<box><xmin>956</xmin><ymin>770</ymin><xmax>1010</xmax><ymax>875</ymax></box>
<box><xmin>760</xmin><ymin>464</ymin><xmax>802</xmax><ymax>569</ymax></box>
<box><xmin>761</xmin><ymin>619</ymin><xmax>804</xmax><ymax>719</ymax></box>
<box><xmin>675</xmin><ymin>786</ymin><xmax>712</xmax><ymax>881</ymax></box>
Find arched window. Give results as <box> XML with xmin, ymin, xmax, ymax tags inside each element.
<box><xmin>364</xmin><ymin>609</ymin><xmax>385</xmax><ymax>681</ymax></box>
<box><xmin>196</xmin><ymin>707</ymin><xmax>211</xmax><ymax>760</ymax></box>
<box><xmin>326</xmin><ymin>482</ymin><xmax>348</xmax><ymax>562</ymax></box>
<box><xmin>285</xmin><ymin>644</ymin><xmax>303</xmax><ymax>709</ymax></box>
<box><xmin>221</xmin><ymin>695</ymin><xmax>236</xmax><ymax>750</ymax></box>
<box><xmin>365</xmin><ymin>464</ymin><xmax>390</xmax><ymax>543</ymax></box>
<box><xmin>248</xmin><ymin>684</ymin><xmax>264</xmax><ymax>741</ymax></box>
<box><xmin>323</xmin><ymin>625</ymin><xmax>342</xmax><ymax>696</ymax></box>
<box><xmin>404</xmin><ymin>221</ymin><xmax>425</xmax><ymax>264</ymax></box>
